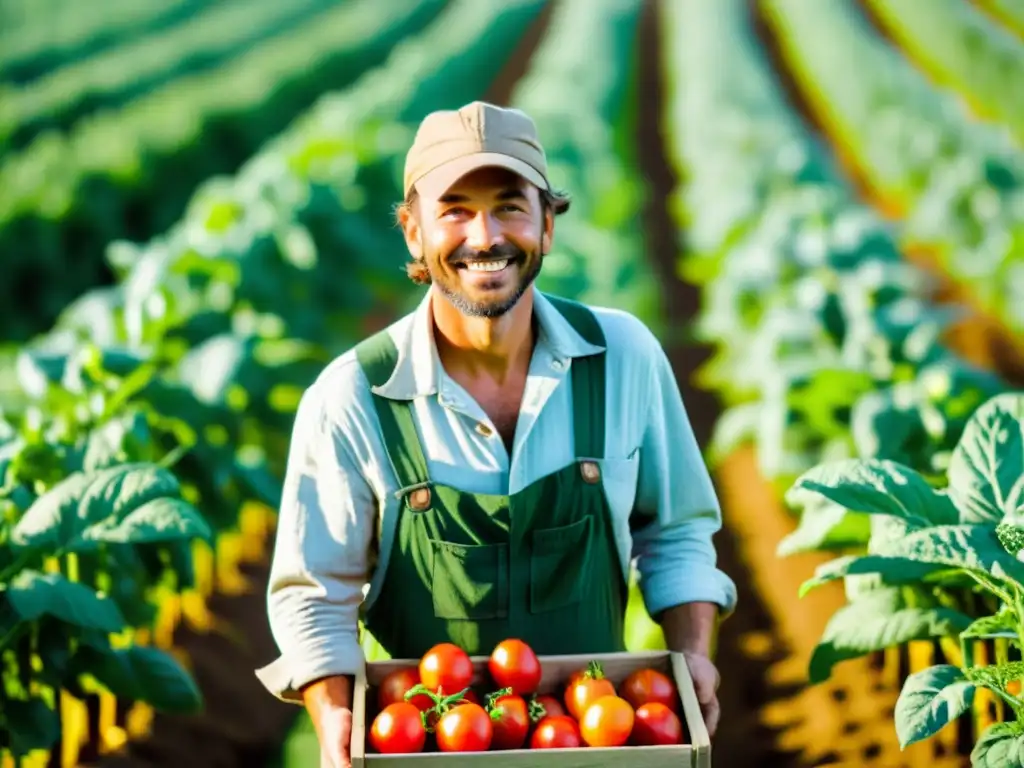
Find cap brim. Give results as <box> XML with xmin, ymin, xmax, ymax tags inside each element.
<box><xmin>412</xmin><ymin>152</ymin><xmax>549</xmax><ymax>200</ymax></box>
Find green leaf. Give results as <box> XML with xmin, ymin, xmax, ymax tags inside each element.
<box><xmin>3</xmin><ymin>697</ymin><xmax>60</xmax><ymax>755</ymax></box>
<box><xmin>3</xmin><ymin>570</ymin><xmax>125</xmax><ymax>634</ymax></box>
<box><xmin>972</xmin><ymin>722</ymin><xmax>1024</xmax><ymax>767</ymax></box>
<box><xmin>779</xmin><ymin>487</ymin><xmax>871</xmax><ymax>556</ymax></box>
<box><xmin>961</xmin><ymin>609</ymin><xmax>1019</xmax><ymax>640</ymax></box>
<box><xmin>874</xmin><ymin>524</ymin><xmax>1024</xmax><ymax>584</ymax></box>
<box><xmin>80</xmin><ymin>497</ymin><xmax>212</xmax><ymax>546</ymax></box>
<box><xmin>11</xmin><ymin>463</ymin><xmax>182</xmax><ymax>553</ymax></box>
<box><xmin>894</xmin><ymin>665</ymin><xmax>975</xmax><ymax>749</ymax></box>
<box><xmin>808</xmin><ymin>589</ymin><xmax>972</xmax><ymax>683</ymax></box>
<box><xmin>789</xmin><ymin>458</ymin><xmax>959</xmax><ymax>527</ymax></box>
<box><xmin>799</xmin><ymin>554</ymin><xmax>942</xmax><ymax>596</ymax></box>
<box><xmin>71</xmin><ymin>644</ymin><xmax>202</xmax><ymax>714</ymax></box>
<box><xmin>948</xmin><ymin>392</ymin><xmax>1024</xmax><ymax>524</ymax></box>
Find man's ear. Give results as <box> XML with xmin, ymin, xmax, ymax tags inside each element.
<box><xmin>398</xmin><ymin>204</ymin><xmax>423</xmax><ymax>260</ymax></box>
<box><xmin>541</xmin><ymin>207</ymin><xmax>555</xmax><ymax>255</ymax></box>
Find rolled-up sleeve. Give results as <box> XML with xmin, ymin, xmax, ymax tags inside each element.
<box><xmin>630</xmin><ymin>340</ymin><xmax>738</xmax><ymax>620</ymax></box>
<box><xmin>255</xmin><ymin>381</ymin><xmax>376</xmax><ymax>703</ymax></box>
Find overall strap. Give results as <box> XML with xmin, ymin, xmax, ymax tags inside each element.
<box><xmin>545</xmin><ymin>295</ymin><xmax>607</xmax><ymax>460</ymax></box>
<box><xmin>354</xmin><ymin>330</ymin><xmax>431</xmax><ymax>497</ymax></box>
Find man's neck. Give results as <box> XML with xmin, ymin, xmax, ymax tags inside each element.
<box><xmin>431</xmin><ymin>289</ymin><xmax>536</xmax><ymax>383</ymax></box>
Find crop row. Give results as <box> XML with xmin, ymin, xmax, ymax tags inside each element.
<box><xmin>662</xmin><ymin>0</ymin><xmax>1020</xmax><ymax>761</ymax></box>
<box><xmin>0</xmin><ymin>0</ymin><xmax>205</xmax><ymax>84</ymax></box>
<box><xmin>760</xmin><ymin>0</ymin><xmax>1024</xmax><ymax>342</ymax></box>
<box><xmin>979</xmin><ymin>0</ymin><xmax>1024</xmax><ymax>39</ymax></box>
<box><xmin>0</xmin><ymin>0</ymin><xmax>441</xmax><ymax>344</ymax></box>
<box><xmin>0</xmin><ymin>0</ymin><xmax>340</xmax><ymax>151</ymax></box>
<box><xmin>863</xmin><ymin>0</ymin><xmax>1024</xmax><ymax>144</ymax></box>
<box><xmin>0</xmin><ymin>0</ymin><xmax>550</xmax><ymax>763</ymax></box>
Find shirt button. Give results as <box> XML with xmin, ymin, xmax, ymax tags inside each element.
<box><xmin>476</xmin><ymin>423</ymin><xmax>493</xmax><ymax>437</ymax></box>
<box><xmin>551</xmin><ymin>358</ymin><xmax>566</xmax><ymax>371</ymax></box>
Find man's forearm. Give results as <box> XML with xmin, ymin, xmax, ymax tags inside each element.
<box><xmin>658</xmin><ymin>601</ymin><xmax>719</xmax><ymax>658</ymax></box>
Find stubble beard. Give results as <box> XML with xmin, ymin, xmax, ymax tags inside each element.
<box><xmin>431</xmin><ymin>244</ymin><xmax>543</xmax><ymax>319</ymax></box>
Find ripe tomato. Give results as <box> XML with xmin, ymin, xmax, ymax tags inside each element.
<box><xmin>632</xmin><ymin>702</ymin><xmax>684</xmax><ymax>746</ymax></box>
<box><xmin>529</xmin><ymin>715</ymin><xmax>582</xmax><ymax>749</ymax></box>
<box><xmin>564</xmin><ymin>661</ymin><xmax>616</xmax><ymax>720</ymax></box>
<box><xmin>435</xmin><ymin>701</ymin><xmax>493</xmax><ymax>752</ymax></box>
<box><xmin>489</xmin><ymin>638</ymin><xmax>542</xmax><ymax>695</ymax></box>
<box><xmin>487</xmin><ymin>692</ymin><xmax>530</xmax><ymax>750</ymax></box>
<box><xmin>377</xmin><ymin>667</ymin><xmax>434</xmax><ymax>712</ymax></box>
<box><xmin>369</xmin><ymin>702</ymin><xmax>426</xmax><ymax>754</ymax></box>
<box><xmin>619</xmin><ymin>667</ymin><xmax>679</xmax><ymax>713</ymax></box>
<box><xmin>531</xmin><ymin>694</ymin><xmax>566</xmax><ymax>722</ymax></box>
<box><xmin>425</xmin><ymin>688</ymin><xmax>480</xmax><ymax>729</ymax></box>
<box><xmin>420</xmin><ymin>642</ymin><xmax>473</xmax><ymax>696</ymax></box>
<box><xmin>579</xmin><ymin>695</ymin><xmax>634</xmax><ymax>748</ymax></box>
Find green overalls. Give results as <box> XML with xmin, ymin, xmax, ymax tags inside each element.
<box><xmin>354</xmin><ymin>296</ymin><xmax>628</xmax><ymax>661</ymax></box>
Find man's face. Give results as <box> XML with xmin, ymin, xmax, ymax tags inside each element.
<box><xmin>403</xmin><ymin>166</ymin><xmax>553</xmax><ymax>318</ymax></box>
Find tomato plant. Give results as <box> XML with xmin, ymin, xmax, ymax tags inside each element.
<box><xmin>489</xmin><ymin>638</ymin><xmax>542</xmax><ymax>695</ymax></box>
<box><xmin>619</xmin><ymin>667</ymin><xmax>679</xmax><ymax>713</ymax></box>
<box><xmin>380</xmin><ymin>667</ymin><xmax>433</xmax><ymax>711</ymax></box>
<box><xmin>531</xmin><ymin>693</ymin><xmax>566</xmax><ymax>722</ymax></box>
<box><xmin>369</xmin><ymin>702</ymin><xmax>427</xmax><ymax>754</ymax></box>
<box><xmin>632</xmin><ymin>701</ymin><xmax>684</xmax><ymax>745</ymax></box>
<box><xmin>484</xmin><ymin>688</ymin><xmax>531</xmax><ymax>750</ymax></box>
<box><xmin>564</xmin><ymin>660</ymin><xmax>616</xmax><ymax>720</ymax></box>
<box><xmin>579</xmin><ymin>694</ymin><xmax>635</xmax><ymax>747</ymax></box>
<box><xmin>530</xmin><ymin>715</ymin><xmax>582</xmax><ymax>749</ymax></box>
<box><xmin>435</xmin><ymin>701</ymin><xmax>493</xmax><ymax>752</ymax></box>
<box><xmin>420</xmin><ymin>642</ymin><xmax>474</xmax><ymax>695</ymax></box>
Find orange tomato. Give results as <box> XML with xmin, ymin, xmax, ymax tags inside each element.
<box><xmin>564</xmin><ymin>661</ymin><xmax>616</xmax><ymax>720</ymax></box>
<box><xmin>579</xmin><ymin>695</ymin><xmax>635</xmax><ymax>747</ymax></box>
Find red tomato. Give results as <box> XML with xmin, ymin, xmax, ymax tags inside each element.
<box><xmin>369</xmin><ymin>702</ymin><xmax>426</xmax><ymax>754</ymax></box>
<box><xmin>425</xmin><ymin>689</ymin><xmax>479</xmax><ymax>729</ymax></box>
<box><xmin>619</xmin><ymin>668</ymin><xmax>679</xmax><ymax>713</ymax></box>
<box><xmin>435</xmin><ymin>702</ymin><xmax>493</xmax><ymax>752</ymax></box>
<box><xmin>579</xmin><ymin>695</ymin><xmax>634</xmax><ymax>748</ymax></box>
<box><xmin>419</xmin><ymin>643</ymin><xmax>473</xmax><ymax>696</ymax></box>
<box><xmin>564</xmin><ymin>661</ymin><xmax>616</xmax><ymax>720</ymax></box>
<box><xmin>489</xmin><ymin>639</ymin><xmax>542</xmax><ymax>695</ymax></box>
<box><xmin>529</xmin><ymin>715</ymin><xmax>582</xmax><ymax>749</ymax></box>
<box><xmin>488</xmin><ymin>693</ymin><xmax>530</xmax><ymax>750</ymax></box>
<box><xmin>531</xmin><ymin>694</ymin><xmax>566</xmax><ymax>722</ymax></box>
<box><xmin>632</xmin><ymin>702</ymin><xmax>684</xmax><ymax>746</ymax></box>
<box><xmin>377</xmin><ymin>667</ymin><xmax>433</xmax><ymax>712</ymax></box>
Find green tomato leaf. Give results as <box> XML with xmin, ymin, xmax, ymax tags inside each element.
<box><xmin>10</xmin><ymin>463</ymin><xmax>182</xmax><ymax>553</ymax></box>
<box><xmin>948</xmin><ymin>392</ymin><xmax>1024</xmax><ymax>524</ymax></box>
<box><xmin>80</xmin><ymin>497</ymin><xmax>212</xmax><ymax>546</ymax></box>
<box><xmin>808</xmin><ymin>588</ymin><xmax>972</xmax><ymax>684</ymax></box>
<box><xmin>895</xmin><ymin>665</ymin><xmax>975</xmax><ymax>749</ymax></box>
<box><xmin>971</xmin><ymin>722</ymin><xmax>1024</xmax><ymax>767</ymax></box>
<box><xmin>788</xmin><ymin>458</ymin><xmax>959</xmax><ymax>526</ymax></box>
<box><xmin>71</xmin><ymin>644</ymin><xmax>202</xmax><ymax>714</ymax></box>
<box><xmin>3</xmin><ymin>697</ymin><xmax>60</xmax><ymax>756</ymax></box>
<box><xmin>2</xmin><ymin>570</ymin><xmax>125</xmax><ymax>633</ymax></box>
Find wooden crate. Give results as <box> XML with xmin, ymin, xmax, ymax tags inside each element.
<box><xmin>351</xmin><ymin>650</ymin><xmax>711</xmax><ymax>767</ymax></box>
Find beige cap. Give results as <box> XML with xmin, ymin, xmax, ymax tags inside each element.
<box><xmin>403</xmin><ymin>101</ymin><xmax>551</xmax><ymax>202</ymax></box>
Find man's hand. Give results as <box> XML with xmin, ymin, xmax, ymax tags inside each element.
<box><xmin>302</xmin><ymin>675</ymin><xmax>354</xmax><ymax>768</ymax></box>
<box><xmin>682</xmin><ymin>650</ymin><xmax>721</xmax><ymax>739</ymax></box>
<box><xmin>317</xmin><ymin>707</ymin><xmax>352</xmax><ymax>768</ymax></box>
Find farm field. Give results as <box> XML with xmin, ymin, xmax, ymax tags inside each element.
<box><xmin>1</xmin><ymin>1</ymin><xmax>1022</xmax><ymax>767</ymax></box>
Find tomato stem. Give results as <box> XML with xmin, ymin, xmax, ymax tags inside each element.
<box><xmin>585</xmin><ymin>660</ymin><xmax>604</xmax><ymax>680</ymax></box>
<box><xmin>484</xmin><ymin>687</ymin><xmax>513</xmax><ymax>710</ymax></box>
<box><xmin>527</xmin><ymin>696</ymin><xmax>548</xmax><ymax>723</ymax></box>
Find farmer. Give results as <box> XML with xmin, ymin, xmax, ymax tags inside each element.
<box><xmin>255</xmin><ymin>101</ymin><xmax>736</xmax><ymax>765</ymax></box>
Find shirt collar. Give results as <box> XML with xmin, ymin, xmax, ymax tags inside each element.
<box><xmin>370</xmin><ymin>287</ymin><xmax>605</xmax><ymax>401</ymax></box>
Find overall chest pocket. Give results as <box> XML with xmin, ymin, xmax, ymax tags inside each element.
<box><xmin>529</xmin><ymin>515</ymin><xmax>593</xmax><ymax>614</ymax></box>
<box><xmin>429</xmin><ymin>539</ymin><xmax>509</xmax><ymax>621</ymax></box>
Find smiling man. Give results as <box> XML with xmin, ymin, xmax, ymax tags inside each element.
<box><xmin>256</xmin><ymin>101</ymin><xmax>737</xmax><ymax>766</ymax></box>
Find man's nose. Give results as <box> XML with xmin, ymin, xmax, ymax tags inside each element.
<box><xmin>465</xmin><ymin>211</ymin><xmax>501</xmax><ymax>251</ymax></box>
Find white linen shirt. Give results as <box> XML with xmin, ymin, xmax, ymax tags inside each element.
<box><xmin>256</xmin><ymin>288</ymin><xmax>737</xmax><ymax>702</ymax></box>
